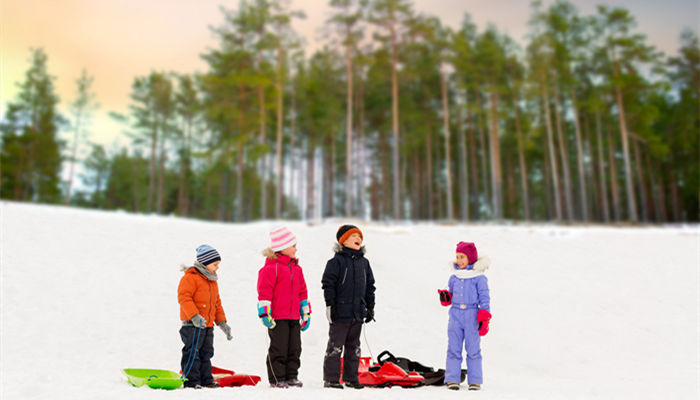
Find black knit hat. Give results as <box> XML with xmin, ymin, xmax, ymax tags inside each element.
<box><xmin>336</xmin><ymin>225</ymin><xmax>363</xmax><ymax>244</ymax></box>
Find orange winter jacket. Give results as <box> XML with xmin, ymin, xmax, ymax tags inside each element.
<box><xmin>178</xmin><ymin>267</ymin><xmax>226</xmax><ymax>327</ymax></box>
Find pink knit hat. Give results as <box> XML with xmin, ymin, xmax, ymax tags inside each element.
<box><xmin>456</xmin><ymin>241</ymin><xmax>478</xmax><ymax>264</ymax></box>
<box><xmin>270</xmin><ymin>226</ymin><xmax>297</xmax><ymax>252</ymax></box>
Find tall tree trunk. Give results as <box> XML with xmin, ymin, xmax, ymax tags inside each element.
<box><xmin>370</xmin><ymin>171</ymin><xmax>379</xmax><ymax>220</ymax></box>
<box><xmin>13</xmin><ymin>145</ymin><xmax>24</xmax><ymax>200</ymax></box>
<box><xmin>64</xmin><ymin>111</ymin><xmax>82</xmax><ymax>204</ymax></box>
<box><xmin>275</xmin><ymin>45</ymin><xmax>284</xmax><ymax>219</ymax></box>
<box><xmin>553</xmin><ymin>86</ymin><xmax>574</xmax><ymax>220</ymax></box>
<box><xmin>541</xmin><ymin>78</ymin><xmax>562</xmax><ymax>221</ymax></box>
<box><xmin>237</xmin><ymin>84</ymin><xmax>246</xmax><ymax>222</ymax></box>
<box><xmin>569</xmin><ymin>89</ymin><xmax>588</xmax><ymax>221</ymax></box>
<box><xmin>289</xmin><ymin>92</ymin><xmax>296</xmax><ymax>218</ymax></box>
<box><xmin>632</xmin><ymin>138</ymin><xmax>649</xmax><ymax>222</ymax></box>
<box><xmin>513</xmin><ymin>96</ymin><xmax>530</xmax><ymax>221</ymax></box>
<box><xmin>426</xmin><ymin>122</ymin><xmax>433</xmax><ymax>220</ymax></box>
<box><xmin>457</xmin><ymin>99</ymin><xmax>469</xmax><ymax>221</ymax></box>
<box><xmin>441</xmin><ymin>69</ymin><xmax>454</xmax><ymax>220</ymax></box>
<box><xmin>381</xmin><ymin>139</ymin><xmax>390</xmax><ymax>219</ymax></box>
<box><xmin>156</xmin><ymin>119</ymin><xmax>166</xmax><ymax>214</ymax></box>
<box><xmin>390</xmin><ymin>21</ymin><xmax>400</xmax><ymax>220</ymax></box>
<box><xmin>611</xmin><ymin>50</ymin><xmax>638</xmax><ymax>222</ymax></box>
<box><xmin>148</xmin><ymin>122</ymin><xmax>157</xmax><ymax>213</ymax></box>
<box><xmin>358</xmin><ymin>79</ymin><xmax>367</xmax><ymax>218</ymax></box>
<box><xmin>668</xmin><ymin>169</ymin><xmax>681</xmax><ymax>221</ymax></box>
<box><xmin>344</xmin><ymin>32</ymin><xmax>354</xmax><ymax>217</ymax></box>
<box><xmin>488</xmin><ymin>90</ymin><xmax>502</xmax><ymax>219</ymax></box>
<box><xmin>236</xmin><ymin>144</ymin><xmax>244</xmax><ymax>222</ymax></box>
<box><xmin>476</xmin><ymin>91</ymin><xmax>490</xmax><ymax>215</ymax></box>
<box><xmin>467</xmin><ymin>108</ymin><xmax>480</xmax><ymax>220</ymax></box>
<box><xmin>595</xmin><ymin>110</ymin><xmax>610</xmax><ymax>223</ymax></box>
<box><xmin>582</xmin><ymin>114</ymin><xmax>598</xmax><ymax>221</ymax></box>
<box><xmin>434</xmin><ymin>124</ymin><xmax>444</xmax><ymax>218</ymax></box>
<box><xmin>607</xmin><ymin>125</ymin><xmax>622</xmax><ymax>221</ymax></box>
<box><xmin>306</xmin><ymin>145</ymin><xmax>315</xmax><ymax>220</ymax></box>
<box><xmin>177</xmin><ymin>118</ymin><xmax>190</xmax><ymax>216</ymax></box>
<box><xmin>410</xmin><ymin>153</ymin><xmax>420</xmax><ymax>219</ymax></box>
<box><xmin>647</xmin><ymin>155</ymin><xmax>665</xmax><ymax>222</ymax></box>
<box><xmin>543</xmin><ymin>127</ymin><xmax>553</xmax><ymax>221</ymax></box>
<box><xmin>258</xmin><ymin>35</ymin><xmax>267</xmax><ymax>220</ymax></box>
<box><xmin>218</xmin><ymin>171</ymin><xmax>228</xmax><ymax>222</ymax></box>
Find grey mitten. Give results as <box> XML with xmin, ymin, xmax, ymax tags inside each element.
<box><xmin>191</xmin><ymin>313</ymin><xmax>207</xmax><ymax>328</ymax></box>
<box><xmin>218</xmin><ymin>321</ymin><xmax>233</xmax><ymax>340</ymax></box>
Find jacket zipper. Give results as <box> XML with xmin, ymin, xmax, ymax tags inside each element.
<box><xmin>289</xmin><ymin>260</ymin><xmax>294</xmax><ymax>315</ymax></box>
<box><xmin>350</xmin><ymin>256</ymin><xmax>356</xmax><ymax>319</ymax></box>
<box><xmin>342</xmin><ymin>267</ymin><xmax>348</xmax><ymax>285</ymax></box>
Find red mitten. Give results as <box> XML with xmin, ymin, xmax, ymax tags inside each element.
<box><xmin>437</xmin><ymin>289</ymin><xmax>452</xmax><ymax>306</ymax></box>
<box><xmin>477</xmin><ymin>309</ymin><xmax>492</xmax><ymax>336</ymax></box>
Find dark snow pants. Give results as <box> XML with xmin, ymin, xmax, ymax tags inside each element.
<box><xmin>266</xmin><ymin>319</ymin><xmax>302</xmax><ymax>383</ymax></box>
<box><xmin>323</xmin><ymin>320</ymin><xmax>363</xmax><ymax>383</ymax></box>
<box><xmin>179</xmin><ymin>325</ymin><xmax>214</xmax><ymax>387</ymax></box>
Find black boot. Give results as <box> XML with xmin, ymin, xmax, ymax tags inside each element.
<box><xmin>344</xmin><ymin>381</ymin><xmax>365</xmax><ymax>389</ymax></box>
<box><xmin>324</xmin><ymin>381</ymin><xmax>344</xmax><ymax>389</ymax></box>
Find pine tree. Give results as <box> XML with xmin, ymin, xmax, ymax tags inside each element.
<box><xmin>1</xmin><ymin>48</ymin><xmax>63</xmax><ymax>203</ymax></box>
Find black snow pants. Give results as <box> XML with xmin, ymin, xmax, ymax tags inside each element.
<box><xmin>179</xmin><ymin>325</ymin><xmax>214</xmax><ymax>387</ymax></box>
<box><xmin>323</xmin><ymin>320</ymin><xmax>363</xmax><ymax>383</ymax></box>
<box><xmin>266</xmin><ymin>319</ymin><xmax>302</xmax><ymax>383</ymax></box>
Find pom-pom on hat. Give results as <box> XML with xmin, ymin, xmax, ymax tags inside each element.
<box><xmin>196</xmin><ymin>244</ymin><xmax>221</xmax><ymax>266</ymax></box>
<box><xmin>337</xmin><ymin>224</ymin><xmax>363</xmax><ymax>245</ymax></box>
<box><xmin>270</xmin><ymin>226</ymin><xmax>297</xmax><ymax>252</ymax></box>
<box><xmin>456</xmin><ymin>241</ymin><xmax>478</xmax><ymax>265</ymax></box>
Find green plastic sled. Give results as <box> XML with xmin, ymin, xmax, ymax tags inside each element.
<box><xmin>122</xmin><ymin>368</ymin><xmax>184</xmax><ymax>390</ymax></box>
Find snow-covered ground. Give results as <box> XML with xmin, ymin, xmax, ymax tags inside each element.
<box><xmin>1</xmin><ymin>201</ymin><xmax>698</xmax><ymax>399</ymax></box>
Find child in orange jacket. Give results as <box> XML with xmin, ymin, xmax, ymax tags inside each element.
<box><xmin>177</xmin><ymin>245</ymin><xmax>232</xmax><ymax>389</ymax></box>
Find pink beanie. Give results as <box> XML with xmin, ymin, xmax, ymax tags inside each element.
<box><xmin>270</xmin><ymin>226</ymin><xmax>297</xmax><ymax>252</ymax></box>
<box><xmin>456</xmin><ymin>241</ymin><xmax>478</xmax><ymax>264</ymax></box>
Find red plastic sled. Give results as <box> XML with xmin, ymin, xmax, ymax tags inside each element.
<box><xmin>340</xmin><ymin>357</ymin><xmax>425</xmax><ymax>388</ymax></box>
<box><xmin>212</xmin><ymin>366</ymin><xmax>261</xmax><ymax>387</ymax></box>
<box><xmin>180</xmin><ymin>366</ymin><xmax>261</xmax><ymax>387</ymax></box>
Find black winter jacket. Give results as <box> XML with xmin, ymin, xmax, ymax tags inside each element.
<box><xmin>321</xmin><ymin>245</ymin><xmax>376</xmax><ymax>322</ymax></box>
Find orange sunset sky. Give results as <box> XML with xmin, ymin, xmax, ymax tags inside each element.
<box><xmin>1</xmin><ymin>0</ymin><xmax>698</xmax><ymax>150</ymax></box>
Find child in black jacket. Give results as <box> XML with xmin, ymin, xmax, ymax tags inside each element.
<box><xmin>321</xmin><ymin>225</ymin><xmax>376</xmax><ymax>389</ymax></box>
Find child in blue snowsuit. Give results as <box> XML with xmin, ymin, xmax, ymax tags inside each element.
<box><xmin>438</xmin><ymin>241</ymin><xmax>491</xmax><ymax>391</ymax></box>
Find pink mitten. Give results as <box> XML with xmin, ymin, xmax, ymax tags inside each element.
<box><xmin>477</xmin><ymin>309</ymin><xmax>492</xmax><ymax>336</ymax></box>
<box><xmin>438</xmin><ymin>289</ymin><xmax>452</xmax><ymax>306</ymax></box>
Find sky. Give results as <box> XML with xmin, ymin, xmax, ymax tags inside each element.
<box><xmin>1</xmin><ymin>0</ymin><xmax>698</xmax><ymax>154</ymax></box>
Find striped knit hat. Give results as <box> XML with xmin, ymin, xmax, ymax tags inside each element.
<box><xmin>196</xmin><ymin>244</ymin><xmax>221</xmax><ymax>266</ymax></box>
<box><xmin>270</xmin><ymin>226</ymin><xmax>297</xmax><ymax>252</ymax></box>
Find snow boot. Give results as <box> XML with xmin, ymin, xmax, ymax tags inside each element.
<box><xmin>446</xmin><ymin>382</ymin><xmax>460</xmax><ymax>390</ymax></box>
<box><xmin>270</xmin><ymin>381</ymin><xmax>289</xmax><ymax>388</ymax></box>
<box><xmin>287</xmin><ymin>378</ymin><xmax>303</xmax><ymax>387</ymax></box>
<box><xmin>203</xmin><ymin>382</ymin><xmax>219</xmax><ymax>388</ymax></box>
<box><xmin>468</xmin><ymin>383</ymin><xmax>481</xmax><ymax>391</ymax></box>
<box><xmin>344</xmin><ymin>381</ymin><xmax>365</xmax><ymax>389</ymax></box>
<box><xmin>324</xmin><ymin>381</ymin><xmax>344</xmax><ymax>389</ymax></box>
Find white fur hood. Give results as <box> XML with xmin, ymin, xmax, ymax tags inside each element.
<box><xmin>448</xmin><ymin>255</ymin><xmax>491</xmax><ymax>279</ymax></box>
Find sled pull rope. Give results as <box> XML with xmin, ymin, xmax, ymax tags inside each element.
<box><xmin>181</xmin><ymin>326</ymin><xmax>201</xmax><ymax>381</ymax></box>
<box><xmin>362</xmin><ymin>322</ymin><xmax>374</xmax><ymax>362</ymax></box>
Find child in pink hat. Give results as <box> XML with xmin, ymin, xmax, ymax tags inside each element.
<box><xmin>257</xmin><ymin>226</ymin><xmax>310</xmax><ymax>388</ymax></box>
<box><xmin>437</xmin><ymin>241</ymin><xmax>491</xmax><ymax>391</ymax></box>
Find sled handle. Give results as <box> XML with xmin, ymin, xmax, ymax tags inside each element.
<box><xmin>376</xmin><ymin>350</ymin><xmax>397</xmax><ymax>365</ymax></box>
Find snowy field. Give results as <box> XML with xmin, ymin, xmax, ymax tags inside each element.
<box><xmin>1</xmin><ymin>201</ymin><xmax>698</xmax><ymax>399</ymax></box>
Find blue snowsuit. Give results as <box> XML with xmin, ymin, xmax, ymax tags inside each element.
<box><xmin>444</xmin><ymin>263</ymin><xmax>490</xmax><ymax>385</ymax></box>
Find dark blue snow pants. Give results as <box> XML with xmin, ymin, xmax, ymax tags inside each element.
<box><xmin>180</xmin><ymin>325</ymin><xmax>214</xmax><ymax>387</ymax></box>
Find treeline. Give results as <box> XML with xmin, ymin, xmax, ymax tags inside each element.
<box><xmin>1</xmin><ymin>0</ymin><xmax>698</xmax><ymax>223</ymax></box>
